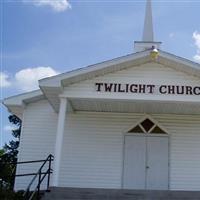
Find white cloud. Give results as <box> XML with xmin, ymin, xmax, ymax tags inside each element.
<box><xmin>194</xmin><ymin>55</ymin><xmax>200</xmax><ymax>62</ymax></box>
<box><xmin>15</xmin><ymin>66</ymin><xmax>59</xmax><ymax>91</ymax></box>
<box><xmin>193</xmin><ymin>31</ymin><xmax>200</xmax><ymax>62</ymax></box>
<box><xmin>193</xmin><ymin>31</ymin><xmax>200</xmax><ymax>48</ymax></box>
<box><xmin>1</xmin><ymin>67</ymin><xmax>59</xmax><ymax>92</ymax></box>
<box><xmin>0</xmin><ymin>72</ymin><xmax>11</xmax><ymax>88</ymax></box>
<box><xmin>30</xmin><ymin>0</ymin><xmax>71</xmax><ymax>12</ymax></box>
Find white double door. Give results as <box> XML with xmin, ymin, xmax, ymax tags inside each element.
<box><xmin>123</xmin><ymin>135</ymin><xmax>169</xmax><ymax>190</ymax></box>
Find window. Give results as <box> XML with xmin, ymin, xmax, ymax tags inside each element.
<box><xmin>128</xmin><ymin>118</ymin><xmax>166</xmax><ymax>134</ymax></box>
<box><xmin>141</xmin><ymin>119</ymin><xmax>154</xmax><ymax>132</ymax></box>
<box><xmin>129</xmin><ymin>125</ymin><xmax>144</xmax><ymax>133</ymax></box>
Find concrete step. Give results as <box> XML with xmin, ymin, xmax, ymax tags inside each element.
<box><xmin>42</xmin><ymin>187</ymin><xmax>200</xmax><ymax>200</ymax></box>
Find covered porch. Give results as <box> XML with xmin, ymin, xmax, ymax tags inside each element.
<box><xmin>53</xmin><ymin>96</ymin><xmax>200</xmax><ymax>191</ymax></box>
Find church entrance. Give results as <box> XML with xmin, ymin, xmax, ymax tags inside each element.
<box><xmin>123</xmin><ymin>118</ymin><xmax>169</xmax><ymax>190</ymax></box>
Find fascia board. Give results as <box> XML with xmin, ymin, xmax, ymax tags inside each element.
<box><xmin>159</xmin><ymin>50</ymin><xmax>200</xmax><ymax>77</ymax></box>
<box><xmin>3</xmin><ymin>90</ymin><xmax>44</xmax><ymax>106</ymax></box>
<box><xmin>39</xmin><ymin>51</ymin><xmax>150</xmax><ymax>87</ymax></box>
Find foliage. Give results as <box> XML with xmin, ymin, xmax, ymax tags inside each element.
<box><xmin>4</xmin><ymin>115</ymin><xmax>21</xmax><ymax>163</ymax></box>
<box><xmin>0</xmin><ymin>115</ymin><xmax>21</xmax><ymax>193</ymax></box>
<box><xmin>0</xmin><ymin>189</ymin><xmax>24</xmax><ymax>200</ymax></box>
<box><xmin>0</xmin><ymin>149</ymin><xmax>5</xmax><ymax>156</ymax></box>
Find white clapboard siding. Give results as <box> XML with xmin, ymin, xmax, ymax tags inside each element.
<box><xmin>15</xmin><ymin>100</ymin><xmax>58</xmax><ymax>190</ymax></box>
<box><xmin>14</xmin><ymin>101</ymin><xmax>200</xmax><ymax>190</ymax></box>
<box><xmin>63</xmin><ymin>63</ymin><xmax>200</xmax><ymax>102</ymax></box>
<box><xmin>152</xmin><ymin>114</ymin><xmax>200</xmax><ymax>191</ymax></box>
<box><xmin>59</xmin><ymin>112</ymin><xmax>200</xmax><ymax>191</ymax></box>
<box><xmin>59</xmin><ymin>112</ymin><xmax>143</xmax><ymax>188</ymax></box>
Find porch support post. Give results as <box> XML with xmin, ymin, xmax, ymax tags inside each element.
<box><xmin>52</xmin><ymin>97</ymin><xmax>67</xmax><ymax>186</ymax></box>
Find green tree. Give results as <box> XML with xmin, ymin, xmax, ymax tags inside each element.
<box><xmin>4</xmin><ymin>115</ymin><xmax>21</xmax><ymax>163</ymax></box>
<box><xmin>0</xmin><ymin>115</ymin><xmax>21</xmax><ymax>190</ymax></box>
<box><xmin>0</xmin><ymin>149</ymin><xmax>5</xmax><ymax>156</ymax></box>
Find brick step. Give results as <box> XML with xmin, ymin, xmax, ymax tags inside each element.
<box><xmin>42</xmin><ymin>187</ymin><xmax>200</xmax><ymax>200</ymax></box>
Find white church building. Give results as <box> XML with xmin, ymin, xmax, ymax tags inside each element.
<box><xmin>3</xmin><ymin>0</ymin><xmax>200</xmax><ymax>192</ymax></box>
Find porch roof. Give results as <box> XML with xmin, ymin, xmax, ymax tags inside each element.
<box><xmin>68</xmin><ymin>98</ymin><xmax>200</xmax><ymax>115</ymax></box>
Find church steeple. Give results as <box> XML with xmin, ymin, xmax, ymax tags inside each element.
<box><xmin>143</xmin><ymin>0</ymin><xmax>154</xmax><ymax>41</ymax></box>
<box><xmin>134</xmin><ymin>0</ymin><xmax>161</xmax><ymax>52</ymax></box>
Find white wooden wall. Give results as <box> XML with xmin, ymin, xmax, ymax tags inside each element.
<box><xmin>14</xmin><ymin>62</ymin><xmax>200</xmax><ymax>191</ymax></box>
<box><xmin>15</xmin><ymin>105</ymin><xmax>200</xmax><ymax>191</ymax></box>
<box><xmin>155</xmin><ymin>114</ymin><xmax>200</xmax><ymax>191</ymax></box>
<box><xmin>14</xmin><ymin>100</ymin><xmax>57</xmax><ymax>190</ymax></box>
<box><xmin>59</xmin><ymin>112</ymin><xmax>142</xmax><ymax>189</ymax></box>
<box><xmin>59</xmin><ymin>112</ymin><xmax>200</xmax><ymax>191</ymax></box>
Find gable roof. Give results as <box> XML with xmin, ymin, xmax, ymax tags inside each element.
<box><xmin>39</xmin><ymin>50</ymin><xmax>150</xmax><ymax>88</ymax></box>
<box><xmin>3</xmin><ymin>49</ymin><xmax>200</xmax><ymax>116</ymax></box>
<box><xmin>39</xmin><ymin>49</ymin><xmax>200</xmax><ymax>89</ymax></box>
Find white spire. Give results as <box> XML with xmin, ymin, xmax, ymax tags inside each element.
<box><xmin>134</xmin><ymin>0</ymin><xmax>161</xmax><ymax>52</ymax></box>
<box><xmin>143</xmin><ymin>0</ymin><xmax>154</xmax><ymax>42</ymax></box>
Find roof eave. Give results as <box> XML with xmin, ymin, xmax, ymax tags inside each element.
<box><xmin>159</xmin><ymin>50</ymin><xmax>200</xmax><ymax>78</ymax></box>
<box><xmin>3</xmin><ymin>90</ymin><xmax>45</xmax><ymax>118</ymax></box>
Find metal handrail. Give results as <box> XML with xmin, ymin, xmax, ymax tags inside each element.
<box><xmin>0</xmin><ymin>154</ymin><xmax>54</xmax><ymax>199</ymax></box>
<box><xmin>22</xmin><ymin>154</ymin><xmax>54</xmax><ymax>200</ymax></box>
<box><xmin>0</xmin><ymin>158</ymin><xmax>49</xmax><ymax>190</ymax></box>
<box><xmin>2</xmin><ymin>159</ymin><xmax>51</xmax><ymax>165</ymax></box>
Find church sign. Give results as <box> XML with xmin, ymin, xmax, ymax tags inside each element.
<box><xmin>95</xmin><ymin>83</ymin><xmax>200</xmax><ymax>96</ymax></box>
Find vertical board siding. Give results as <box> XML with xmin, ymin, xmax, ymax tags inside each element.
<box><xmin>15</xmin><ymin>100</ymin><xmax>58</xmax><ymax>190</ymax></box>
<box><xmin>60</xmin><ymin>112</ymin><xmax>200</xmax><ymax>191</ymax></box>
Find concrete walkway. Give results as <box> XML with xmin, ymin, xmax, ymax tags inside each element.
<box><xmin>42</xmin><ymin>187</ymin><xmax>200</xmax><ymax>200</ymax></box>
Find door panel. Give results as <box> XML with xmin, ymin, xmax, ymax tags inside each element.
<box><xmin>123</xmin><ymin>136</ymin><xmax>146</xmax><ymax>189</ymax></box>
<box><xmin>146</xmin><ymin>137</ymin><xmax>169</xmax><ymax>190</ymax></box>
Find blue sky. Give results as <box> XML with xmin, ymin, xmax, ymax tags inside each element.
<box><xmin>1</xmin><ymin>0</ymin><xmax>200</xmax><ymax>147</ymax></box>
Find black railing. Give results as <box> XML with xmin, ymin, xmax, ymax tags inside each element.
<box><xmin>14</xmin><ymin>154</ymin><xmax>54</xmax><ymax>200</ymax></box>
